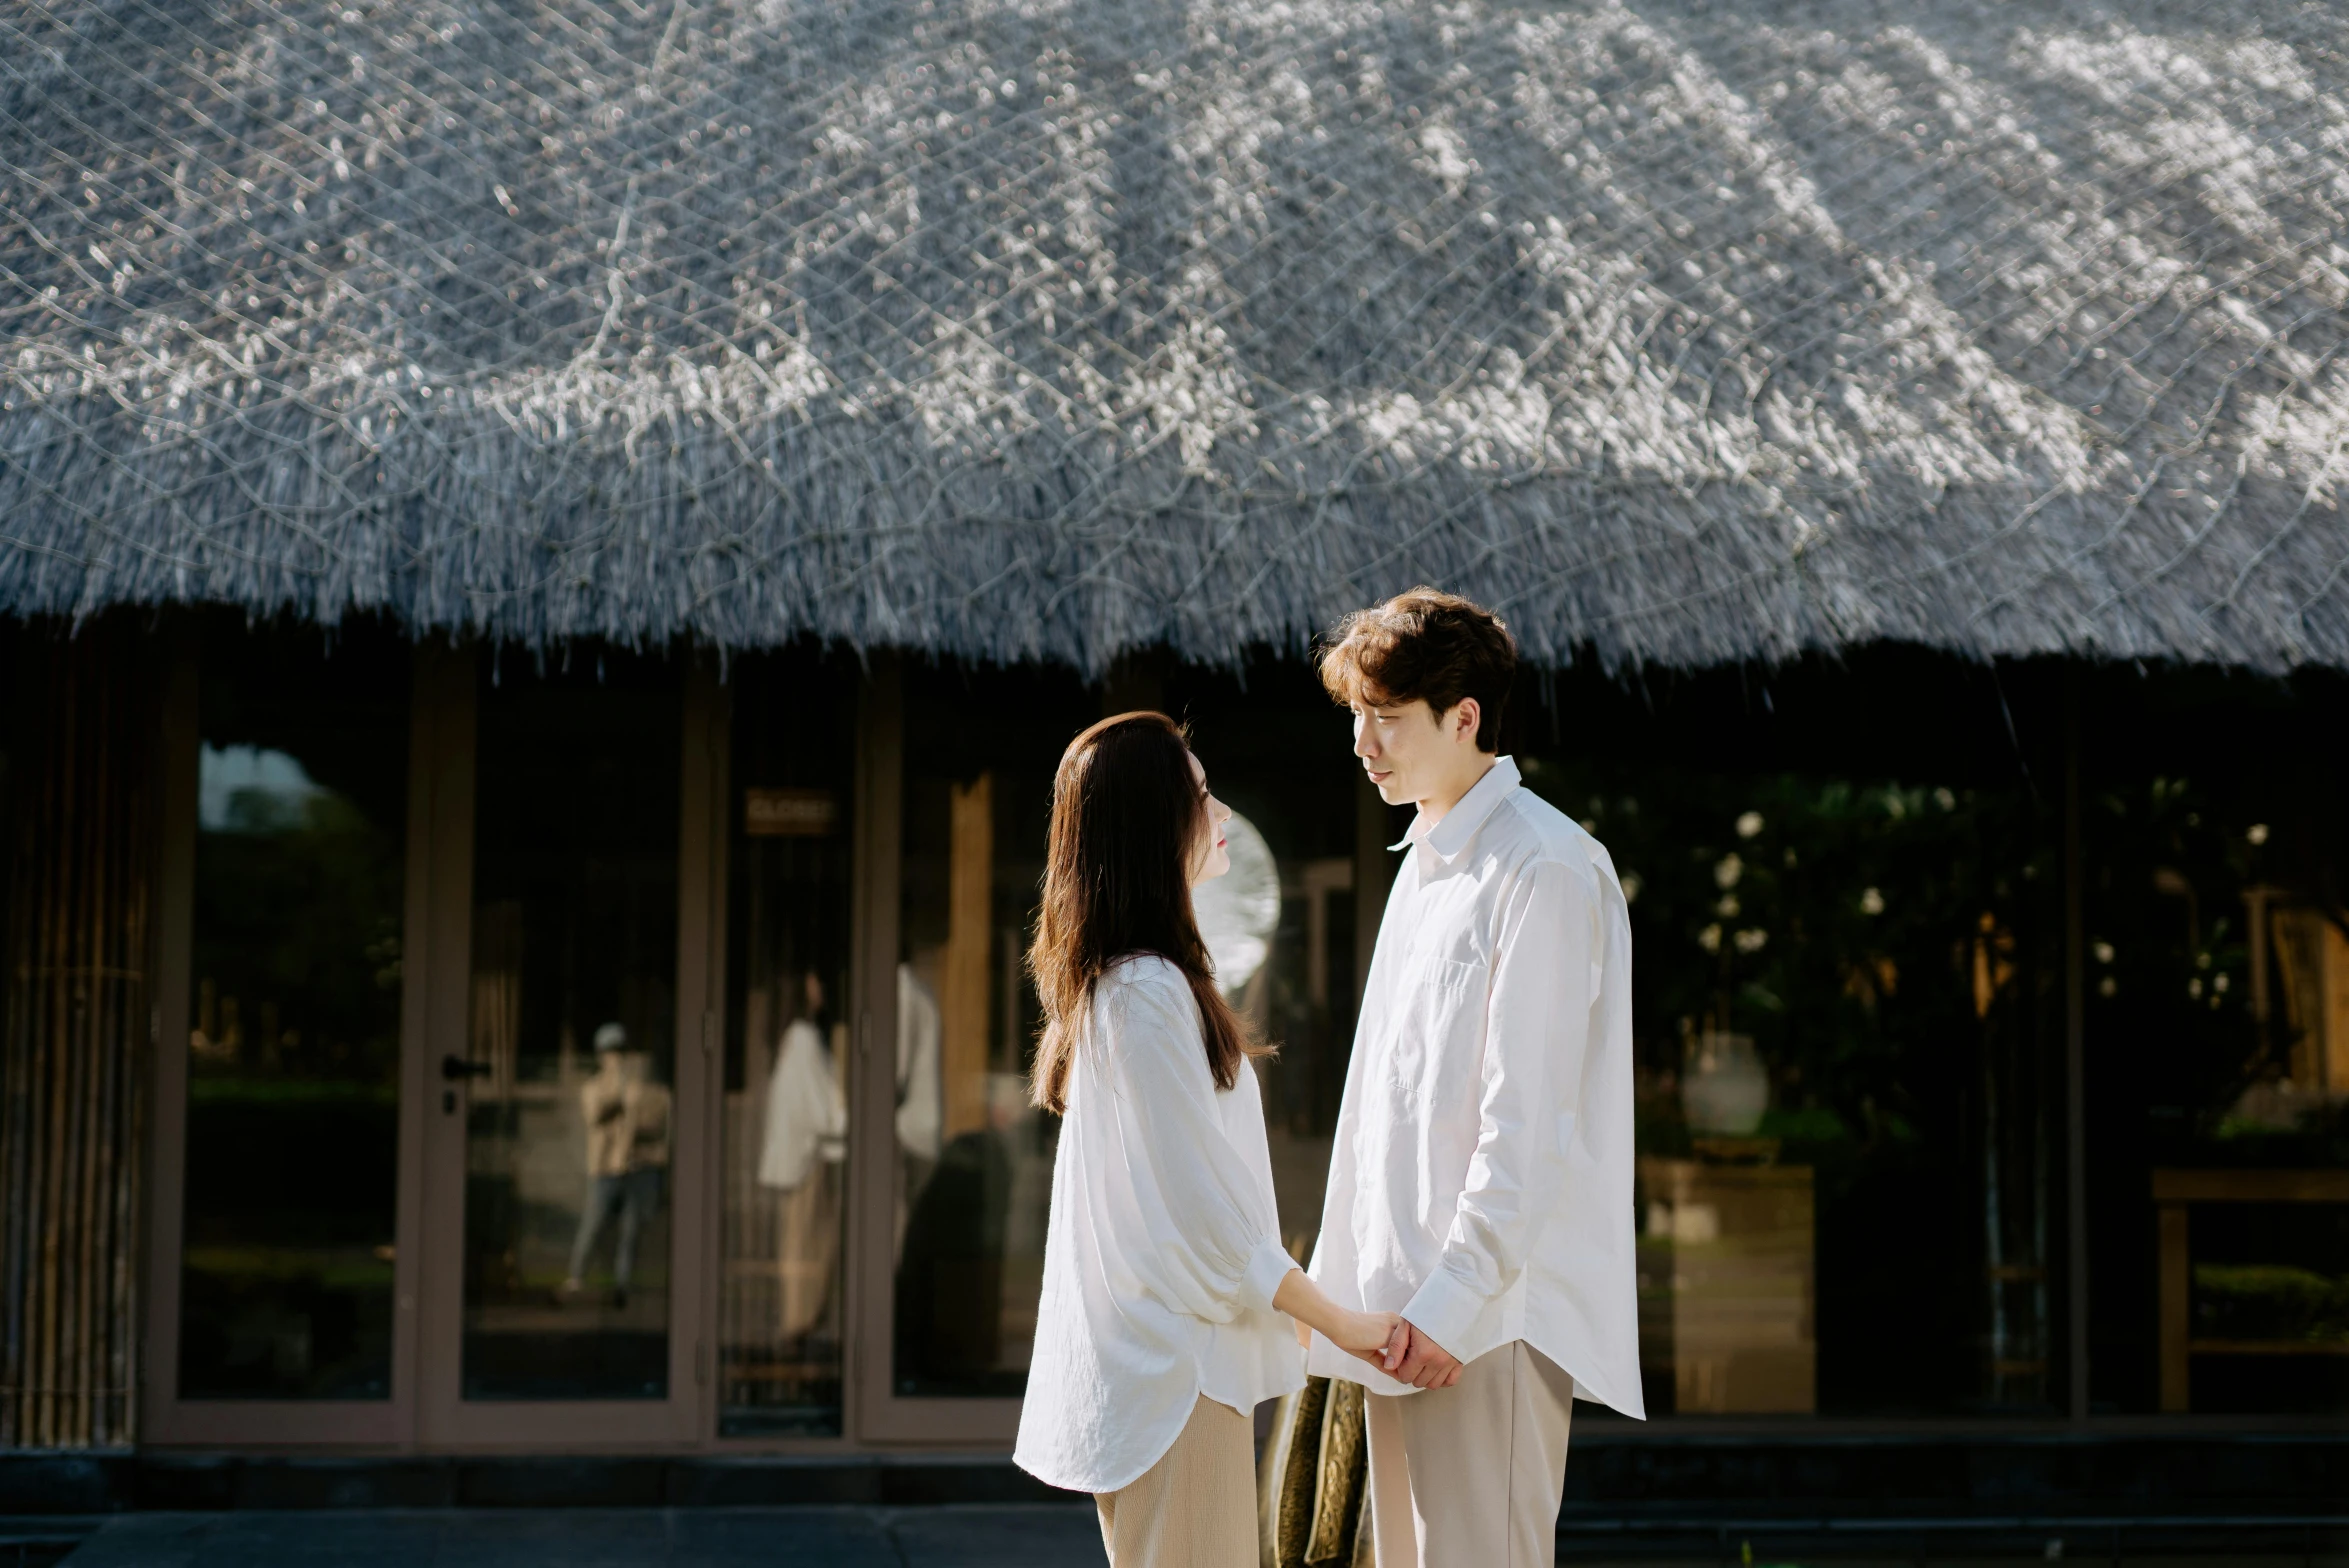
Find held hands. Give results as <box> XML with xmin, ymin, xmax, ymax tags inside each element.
<box><xmin>1299</xmin><ymin>1311</ymin><xmax>1460</xmax><ymax>1385</ymax></box>
<box><xmin>1389</xmin><ymin>1320</ymin><xmax>1463</xmax><ymax>1389</ymax></box>
<box><xmin>1271</xmin><ymin>1270</ymin><xmax>1461</xmax><ymax>1385</ymax></box>
<box><xmin>1273</xmin><ymin>1268</ymin><xmax>1408</xmax><ymax>1375</ymax></box>
<box><xmin>1327</xmin><ymin>1308</ymin><xmax>1409</xmax><ymax>1375</ymax></box>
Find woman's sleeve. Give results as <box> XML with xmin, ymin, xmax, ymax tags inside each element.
<box><xmin>1087</xmin><ymin>975</ymin><xmax>1296</xmax><ymax>1323</ymax></box>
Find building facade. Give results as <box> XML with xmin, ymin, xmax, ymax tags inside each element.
<box><xmin>3</xmin><ymin>0</ymin><xmax>2347</xmax><ymax>1510</ymax></box>
<box><xmin>5</xmin><ymin>618</ymin><xmax>2344</xmax><ymax>1468</ymax></box>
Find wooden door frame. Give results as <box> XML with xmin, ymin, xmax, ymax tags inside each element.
<box><xmin>688</xmin><ymin>661</ymin><xmax>731</xmax><ymax>1444</ymax></box>
<box><xmin>140</xmin><ymin>632</ymin><xmax>427</xmax><ymax>1446</ymax></box>
<box><xmin>411</xmin><ymin>648</ymin><xmax>720</xmax><ymax>1449</ymax></box>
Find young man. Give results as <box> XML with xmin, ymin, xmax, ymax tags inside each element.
<box><xmin>1306</xmin><ymin>588</ymin><xmax>1643</xmax><ymax>1568</ymax></box>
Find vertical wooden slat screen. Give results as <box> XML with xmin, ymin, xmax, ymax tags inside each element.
<box><xmin>1</xmin><ymin>623</ymin><xmax>157</xmax><ymax>1448</ymax></box>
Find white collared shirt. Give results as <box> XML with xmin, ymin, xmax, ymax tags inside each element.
<box><xmin>1306</xmin><ymin>757</ymin><xmax>1645</xmax><ymax>1418</ymax></box>
<box><xmin>1016</xmin><ymin>955</ymin><xmax>1306</xmax><ymax>1494</ymax></box>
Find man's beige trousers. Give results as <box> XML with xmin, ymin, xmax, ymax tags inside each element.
<box><xmin>1364</xmin><ymin>1341</ymin><xmax>1576</xmax><ymax>1568</ymax></box>
<box><xmin>1094</xmin><ymin>1394</ymin><xmax>1256</xmax><ymax>1567</ymax></box>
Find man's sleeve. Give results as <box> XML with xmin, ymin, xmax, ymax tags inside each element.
<box><xmin>1399</xmin><ymin>858</ymin><xmax>1596</xmax><ymax>1351</ymax></box>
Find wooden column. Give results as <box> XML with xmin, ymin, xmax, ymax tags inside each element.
<box><xmin>0</xmin><ymin>622</ymin><xmax>160</xmax><ymax>1448</ymax></box>
<box><xmin>2157</xmin><ymin>1201</ymin><xmax>2190</xmax><ymax>1414</ymax></box>
<box><xmin>939</xmin><ymin>773</ymin><xmax>994</xmax><ymax>1139</ymax></box>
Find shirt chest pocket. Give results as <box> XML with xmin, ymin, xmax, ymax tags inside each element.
<box><xmin>1389</xmin><ymin>956</ymin><xmax>1485</xmax><ymax>1088</ymax></box>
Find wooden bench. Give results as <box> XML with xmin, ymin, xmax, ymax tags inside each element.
<box><xmin>2152</xmin><ymin>1167</ymin><xmax>2349</xmax><ymax>1413</ymax></box>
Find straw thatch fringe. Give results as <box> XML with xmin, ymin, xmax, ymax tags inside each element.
<box><xmin>0</xmin><ymin>622</ymin><xmax>153</xmax><ymax>1449</ymax></box>
<box><xmin>4</xmin><ymin>0</ymin><xmax>2349</xmax><ymax>672</ymax></box>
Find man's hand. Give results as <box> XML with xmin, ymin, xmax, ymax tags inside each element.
<box><xmin>1391</xmin><ymin>1320</ymin><xmax>1463</xmax><ymax>1389</ymax></box>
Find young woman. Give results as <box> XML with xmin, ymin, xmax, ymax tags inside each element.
<box><xmin>1013</xmin><ymin>712</ymin><xmax>1405</xmax><ymax>1566</ymax></box>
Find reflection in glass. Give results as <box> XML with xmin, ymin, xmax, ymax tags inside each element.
<box><xmin>1193</xmin><ymin>811</ymin><xmax>1281</xmax><ymax>998</ymax></box>
<box><xmin>1091</xmin><ymin>685</ymin><xmax>1370</xmax><ymax>1276</ymax></box>
<box><xmin>2086</xmin><ymin>755</ymin><xmax>2349</xmax><ymax>1417</ymax></box>
<box><xmin>461</xmin><ymin>664</ymin><xmax>679</xmax><ymax>1401</ymax></box>
<box><xmin>179</xmin><ymin>629</ymin><xmax>406</xmax><ymax>1399</ymax></box>
<box><xmin>1177</xmin><ymin>753</ymin><xmax>1361</xmax><ymax>1266</ymax></box>
<box><xmin>892</xmin><ymin>672</ymin><xmax>1092</xmax><ymax>1397</ymax></box>
<box><xmin>1519</xmin><ymin>757</ymin><xmax>2063</xmax><ymax>1418</ymax></box>
<box><xmin>721</xmin><ymin>657</ymin><xmax>855</xmax><ymax>1434</ymax></box>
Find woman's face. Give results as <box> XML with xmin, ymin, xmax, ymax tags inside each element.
<box><xmin>1185</xmin><ymin>751</ymin><xmax>1233</xmax><ymax>886</ymax></box>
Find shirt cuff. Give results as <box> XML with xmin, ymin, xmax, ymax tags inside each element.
<box><xmin>1400</xmin><ymin>1264</ymin><xmax>1485</xmax><ymax>1356</ymax></box>
<box><xmin>1242</xmin><ymin>1237</ymin><xmax>1300</xmax><ymax>1315</ymax></box>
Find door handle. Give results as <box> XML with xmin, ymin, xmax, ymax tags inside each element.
<box><xmin>440</xmin><ymin>1054</ymin><xmax>494</xmax><ymax>1082</ymax></box>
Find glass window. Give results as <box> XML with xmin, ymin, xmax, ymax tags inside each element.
<box><xmin>1514</xmin><ymin>660</ymin><xmax>2073</xmax><ymax>1418</ymax></box>
<box><xmin>1171</xmin><ymin>674</ymin><xmax>1387</xmax><ymax>1266</ymax></box>
<box><xmin>2084</xmin><ymin>672</ymin><xmax>2349</xmax><ymax>1417</ymax></box>
<box><xmin>877</xmin><ymin>654</ymin><xmax>2117</xmax><ymax>1421</ymax></box>
<box><xmin>1181</xmin><ymin>654</ymin><xmax>2072</xmax><ymax>1418</ymax></box>
<box><xmin>886</xmin><ymin>664</ymin><xmax>1371</xmax><ymax>1402</ymax></box>
<box><xmin>1520</xmin><ymin>745</ymin><xmax>2065</xmax><ymax>1416</ymax></box>
<box><xmin>892</xmin><ymin>666</ymin><xmax>1095</xmax><ymax>1397</ymax></box>
<box><xmin>460</xmin><ymin>657</ymin><xmax>680</xmax><ymax>1401</ymax></box>
<box><xmin>179</xmin><ymin>622</ymin><xmax>407</xmax><ymax>1399</ymax></box>
<box><xmin>720</xmin><ymin>655</ymin><xmax>856</xmax><ymax>1435</ymax></box>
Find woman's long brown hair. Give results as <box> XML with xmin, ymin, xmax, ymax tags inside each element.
<box><xmin>1027</xmin><ymin>711</ymin><xmax>1264</xmax><ymax>1114</ymax></box>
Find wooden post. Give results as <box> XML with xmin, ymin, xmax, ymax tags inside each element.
<box><xmin>2157</xmin><ymin>1202</ymin><xmax>2190</xmax><ymax>1414</ymax></box>
<box><xmin>940</xmin><ymin>773</ymin><xmax>994</xmax><ymax>1138</ymax></box>
<box><xmin>2063</xmin><ymin>667</ymin><xmax>2090</xmax><ymax>1422</ymax></box>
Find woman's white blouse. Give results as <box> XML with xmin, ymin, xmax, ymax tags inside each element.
<box><xmin>1013</xmin><ymin>955</ymin><xmax>1304</xmax><ymax>1495</ymax></box>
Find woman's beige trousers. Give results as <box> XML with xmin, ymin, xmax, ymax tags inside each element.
<box><xmin>1094</xmin><ymin>1394</ymin><xmax>1256</xmax><ymax>1567</ymax></box>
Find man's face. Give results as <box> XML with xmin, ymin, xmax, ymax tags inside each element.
<box><xmin>1351</xmin><ymin>696</ymin><xmax>1472</xmax><ymax>806</ymax></box>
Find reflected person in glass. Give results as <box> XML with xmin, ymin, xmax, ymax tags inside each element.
<box><xmin>561</xmin><ymin>1022</ymin><xmax>672</xmax><ymax>1310</ymax></box>
<box><xmin>1012</xmin><ymin>712</ymin><xmax>1406</xmax><ymax>1567</ymax></box>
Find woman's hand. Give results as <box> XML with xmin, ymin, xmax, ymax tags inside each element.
<box><xmin>1272</xmin><ymin>1268</ymin><xmax>1410</xmax><ymax>1374</ymax></box>
<box><xmin>1328</xmin><ymin>1308</ymin><xmax>1407</xmax><ymax>1371</ymax></box>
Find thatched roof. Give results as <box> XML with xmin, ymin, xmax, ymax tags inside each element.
<box><xmin>3</xmin><ymin>0</ymin><xmax>2347</xmax><ymax>672</ymax></box>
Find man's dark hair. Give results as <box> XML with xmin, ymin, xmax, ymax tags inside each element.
<box><xmin>1316</xmin><ymin>587</ymin><xmax>1517</xmax><ymax>753</ymax></box>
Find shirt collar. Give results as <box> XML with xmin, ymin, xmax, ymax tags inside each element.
<box><xmin>1391</xmin><ymin>755</ymin><xmax>1521</xmax><ymax>862</ymax></box>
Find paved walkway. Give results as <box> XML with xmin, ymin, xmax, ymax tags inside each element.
<box><xmin>46</xmin><ymin>1508</ymin><xmax>2349</xmax><ymax>1567</ymax></box>
<box><xmin>57</xmin><ymin>1506</ymin><xmax>1109</xmax><ymax>1568</ymax></box>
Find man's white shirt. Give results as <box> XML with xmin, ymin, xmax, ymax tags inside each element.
<box><xmin>1305</xmin><ymin>756</ymin><xmax>1645</xmax><ymax>1417</ymax></box>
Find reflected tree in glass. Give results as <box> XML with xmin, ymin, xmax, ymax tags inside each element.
<box><xmin>179</xmin><ymin>632</ymin><xmax>407</xmax><ymax>1400</ymax></box>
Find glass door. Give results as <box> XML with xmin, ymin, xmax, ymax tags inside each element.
<box><xmin>849</xmin><ymin>660</ymin><xmax>1098</xmax><ymax>1440</ymax></box>
<box><xmin>144</xmin><ymin>619</ymin><xmax>423</xmax><ymax>1445</ymax></box>
<box><xmin>713</xmin><ymin>653</ymin><xmax>859</xmax><ymax>1437</ymax></box>
<box><xmin>414</xmin><ymin>650</ymin><xmax>720</xmax><ymax>1446</ymax></box>
<box><xmin>842</xmin><ymin>658</ymin><xmax>1399</xmax><ymax>1443</ymax></box>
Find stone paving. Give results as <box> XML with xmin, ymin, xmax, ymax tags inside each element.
<box><xmin>56</xmin><ymin>1506</ymin><xmax>1108</xmax><ymax>1568</ymax></box>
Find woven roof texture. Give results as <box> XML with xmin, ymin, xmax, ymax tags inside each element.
<box><xmin>3</xmin><ymin>0</ymin><xmax>2347</xmax><ymax>671</ymax></box>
